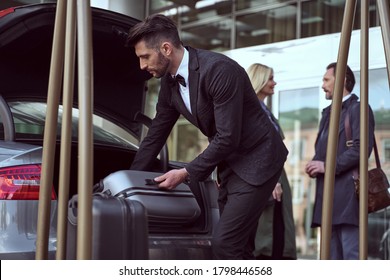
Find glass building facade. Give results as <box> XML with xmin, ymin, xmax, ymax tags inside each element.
<box><xmin>149</xmin><ymin>0</ymin><xmax>381</xmax><ymax>51</ymax></box>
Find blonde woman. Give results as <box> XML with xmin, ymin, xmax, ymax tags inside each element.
<box><xmin>247</xmin><ymin>63</ymin><xmax>297</xmax><ymax>260</ymax></box>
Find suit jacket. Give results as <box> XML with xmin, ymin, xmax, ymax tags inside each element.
<box><xmin>131</xmin><ymin>46</ymin><xmax>288</xmax><ymax>186</ymax></box>
<box><xmin>311</xmin><ymin>94</ymin><xmax>375</xmax><ymax>227</ymax></box>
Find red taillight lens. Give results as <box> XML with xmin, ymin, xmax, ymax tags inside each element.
<box><xmin>0</xmin><ymin>164</ymin><xmax>56</xmax><ymax>200</ymax></box>
<box><xmin>0</xmin><ymin>7</ymin><xmax>15</xmax><ymax>18</ymax></box>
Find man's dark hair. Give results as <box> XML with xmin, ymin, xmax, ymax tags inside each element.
<box><xmin>126</xmin><ymin>14</ymin><xmax>182</xmax><ymax>50</ymax></box>
<box><xmin>326</xmin><ymin>62</ymin><xmax>356</xmax><ymax>93</ymax></box>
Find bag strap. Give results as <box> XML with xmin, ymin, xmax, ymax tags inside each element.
<box><xmin>344</xmin><ymin>105</ymin><xmax>380</xmax><ymax>171</ymax></box>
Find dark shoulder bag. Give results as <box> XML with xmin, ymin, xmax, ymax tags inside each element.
<box><xmin>345</xmin><ymin>107</ymin><xmax>390</xmax><ymax>213</ymax></box>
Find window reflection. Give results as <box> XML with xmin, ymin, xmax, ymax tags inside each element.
<box><xmin>301</xmin><ymin>0</ymin><xmax>379</xmax><ymax>38</ymax></box>
<box><xmin>150</xmin><ymin>0</ymin><xmax>380</xmax><ymax>50</ymax></box>
<box><xmin>236</xmin><ymin>5</ymin><xmax>297</xmax><ymax>48</ymax></box>
<box><xmin>180</xmin><ymin>0</ymin><xmax>231</xmax><ymax>24</ymax></box>
<box><xmin>279</xmin><ymin>87</ymin><xmax>319</xmax><ymax>256</ymax></box>
<box><xmin>236</xmin><ymin>0</ymin><xmax>289</xmax><ymax>10</ymax></box>
<box><xmin>181</xmin><ymin>18</ymin><xmax>232</xmax><ymax>51</ymax></box>
<box><xmin>384</xmin><ymin>139</ymin><xmax>390</xmax><ymax>162</ymax></box>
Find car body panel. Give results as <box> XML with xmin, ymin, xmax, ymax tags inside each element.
<box><xmin>0</xmin><ymin>200</ymin><xmax>57</xmax><ymax>259</ymax></box>
<box><xmin>0</xmin><ymin>142</ymin><xmax>41</xmax><ymax>165</ymax></box>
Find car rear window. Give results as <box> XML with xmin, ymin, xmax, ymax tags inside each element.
<box><xmin>0</xmin><ymin>101</ymin><xmax>138</xmax><ymax>149</ymax></box>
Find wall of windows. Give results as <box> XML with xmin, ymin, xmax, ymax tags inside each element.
<box><xmin>3</xmin><ymin>1</ymin><xmax>381</xmax><ymax>55</ymax></box>
<box><xmin>150</xmin><ymin>0</ymin><xmax>381</xmax><ymax>51</ymax></box>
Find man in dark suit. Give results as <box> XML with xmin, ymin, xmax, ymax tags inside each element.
<box><xmin>305</xmin><ymin>62</ymin><xmax>375</xmax><ymax>259</ymax></box>
<box><xmin>126</xmin><ymin>14</ymin><xmax>288</xmax><ymax>259</ymax></box>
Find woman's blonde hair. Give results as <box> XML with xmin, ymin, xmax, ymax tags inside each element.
<box><xmin>246</xmin><ymin>63</ymin><xmax>273</xmax><ymax>95</ymax></box>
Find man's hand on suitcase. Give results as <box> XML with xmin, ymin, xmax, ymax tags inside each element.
<box><xmin>153</xmin><ymin>168</ymin><xmax>189</xmax><ymax>190</ymax></box>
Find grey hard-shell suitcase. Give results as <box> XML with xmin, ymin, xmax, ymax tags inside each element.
<box><xmin>99</xmin><ymin>170</ymin><xmax>201</xmax><ymax>225</ymax></box>
<box><xmin>66</xmin><ymin>193</ymin><xmax>149</xmax><ymax>260</ymax></box>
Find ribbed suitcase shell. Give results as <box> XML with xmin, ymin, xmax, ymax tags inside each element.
<box><xmin>67</xmin><ymin>194</ymin><xmax>149</xmax><ymax>260</ymax></box>
<box><xmin>101</xmin><ymin>170</ymin><xmax>201</xmax><ymax>225</ymax></box>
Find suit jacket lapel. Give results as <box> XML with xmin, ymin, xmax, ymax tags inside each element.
<box><xmin>315</xmin><ymin>106</ymin><xmax>330</xmax><ymax>148</ymax></box>
<box><xmin>170</xmin><ymin>79</ymin><xmax>197</xmax><ymax>125</ymax></box>
<box><xmin>187</xmin><ymin>46</ymin><xmax>200</xmax><ymax>126</ymax></box>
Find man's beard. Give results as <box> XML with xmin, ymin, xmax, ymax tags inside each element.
<box><xmin>154</xmin><ymin>52</ymin><xmax>170</xmax><ymax>78</ymax></box>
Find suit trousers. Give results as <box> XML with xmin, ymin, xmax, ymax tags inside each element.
<box><xmin>330</xmin><ymin>224</ymin><xmax>359</xmax><ymax>259</ymax></box>
<box><xmin>212</xmin><ymin>164</ymin><xmax>282</xmax><ymax>259</ymax></box>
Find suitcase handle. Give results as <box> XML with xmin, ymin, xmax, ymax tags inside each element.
<box><xmin>145</xmin><ymin>178</ymin><xmax>159</xmax><ymax>185</ymax></box>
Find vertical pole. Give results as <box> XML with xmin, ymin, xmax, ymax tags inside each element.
<box><xmin>56</xmin><ymin>0</ymin><xmax>76</xmax><ymax>260</ymax></box>
<box><xmin>359</xmin><ymin>0</ymin><xmax>370</xmax><ymax>260</ymax></box>
<box><xmin>376</xmin><ymin>0</ymin><xmax>390</xmax><ymax>262</ymax></box>
<box><xmin>76</xmin><ymin>0</ymin><xmax>94</xmax><ymax>260</ymax></box>
<box><xmin>377</xmin><ymin>0</ymin><xmax>390</xmax><ymax>85</ymax></box>
<box><xmin>36</xmin><ymin>0</ymin><xmax>67</xmax><ymax>260</ymax></box>
<box><xmin>320</xmin><ymin>0</ymin><xmax>357</xmax><ymax>260</ymax></box>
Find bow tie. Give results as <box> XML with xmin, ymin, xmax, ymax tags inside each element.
<box><xmin>174</xmin><ymin>74</ymin><xmax>186</xmax><ymax>87</ymax></box>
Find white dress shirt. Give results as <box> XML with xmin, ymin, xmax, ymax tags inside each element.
<box><xmin>175</xmin><ymin>48</ymin><xmax>191</xmax><ymax>113</ymax></box>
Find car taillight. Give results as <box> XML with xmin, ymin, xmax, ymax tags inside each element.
<box><xmin>0</xmin><ymin>164</ymin><xmax>56</xmax><ymax>200</ymax></box>
<box><xmin>0</xmin><ymin>7</ymin><xmax>15</xmax><ymax>18</ymax></box>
